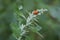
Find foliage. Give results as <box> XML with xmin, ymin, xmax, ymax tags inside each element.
<box><xmin>0</xmin><ymin>0</ymin><xmax>60</xmax><ymax>40</ymax></box>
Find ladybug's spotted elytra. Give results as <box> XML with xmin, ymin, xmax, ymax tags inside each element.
<box><xmin>33</xmin><ymin>10</ymin><xmax>39</xmax><ymax>15</ymax></box>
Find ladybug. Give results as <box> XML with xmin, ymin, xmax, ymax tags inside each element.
<box><xmin>33</xmin><ymin>10</ymin><xmax>39</xmax><ymax>15</ymax></box>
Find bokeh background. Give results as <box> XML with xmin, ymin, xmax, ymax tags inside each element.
<box><xmin>0</xmin><ymin>0</ymin><xmax>60</xmax><ymax>40</ymax></box>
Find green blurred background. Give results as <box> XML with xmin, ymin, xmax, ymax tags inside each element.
<box><xmin>0</xmin><ymin>0</ymin><xmax>60</xmax><ymax>40</ymax></box>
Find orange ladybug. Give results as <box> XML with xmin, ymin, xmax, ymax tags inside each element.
<box><xmin>33</xmin><ymin>10</ymin><xmax>39</xmax><ymax>15</ymax></box>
